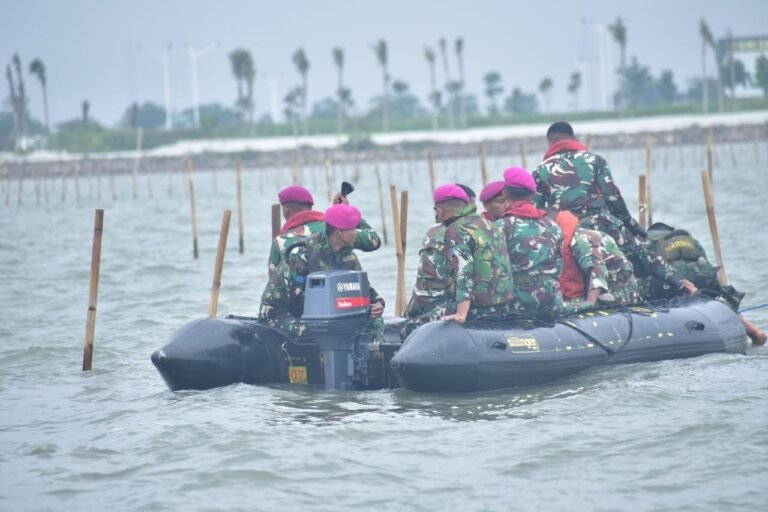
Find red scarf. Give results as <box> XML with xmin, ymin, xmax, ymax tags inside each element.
<box><xmin>280</xmin><ymin>210</ymin><xmax>325</xmax><ymax>235</ymax></box>
<box><xmin>502</xmin><ymin>202</ymin><xmax>546</xmax><ymax>219</ymax></box>
<box><xmin>543</xmin><ymin>139</ymin><xmax>588</xmax><ymax>160</ymax></box>
<box><xmin>481</xmin><ymin>211</ymin><xmax>497</xmax><ymax>222</ymax></box>
<box><xmin>556</xmin><ymin>211</ymin><xmax>585</xmax><ymax>299</ymax></box>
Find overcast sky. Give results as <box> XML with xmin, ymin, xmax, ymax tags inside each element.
<box><xmin>3</xmin><ymin>0</ymin><xmax>767</xmax><ymax>126</ymax></box>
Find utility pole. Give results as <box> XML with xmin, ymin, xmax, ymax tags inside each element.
<box><xmin>139</xmin><ymin>43</ymin><xmax>173</xmax><ymax>130</ymax></box>
<box><xmin>185</xmin><ymin>43</ymin><xmax>219</xmax><ymax>129</ymax></box>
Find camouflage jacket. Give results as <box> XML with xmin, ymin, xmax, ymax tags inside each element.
<box><xmin>444</xmin><ymin>204</ymin><xmax>514</xmax><ymax>308</ymax></box>
<box><xmin>405</xmin><ymin>223</ymin><xmax>452</xmax><ymax>318</ymax></box>
<box><xmin>260</xmin><ymin>231</ymin><xmax>383</xmax><ymax>322</ymax></box>
<box><xmin>533</xmin><ymin>149</ymin><xmax>641</xmax><ymax>233</ymax></box>
<box><xmin>571</xmin><ymin>227</ymin><xmax>638</xmax><ymax>304</ymax></box>
<box><xmin>496</xmin><ymin>207</ymin><xmax>563</xmax><ymax>317</ymax></box>
<box><xmin>268</xmin><ymin>217</ymin><xmax>381</xmax><ymax>277</ymax></box>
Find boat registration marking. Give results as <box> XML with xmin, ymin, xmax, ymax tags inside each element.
<box><xmin>504</xmin><ymin>335</ymin><xmax>540</xmax><ymax>353</ymax></box>
<box><xmin>289</xmin><ymin>366</ymin><xmax>308</xmax><ymax>385</ymax></box>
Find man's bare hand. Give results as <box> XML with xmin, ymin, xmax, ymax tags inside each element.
<box><xmin>680</xmin><ymin>279</ymin><xmax>697</xmax><ymax>296</ymax></box>
<box><xmin>332</xmin><ymin>192</ymin><xmax>349</xmax><ymax>205</ymax></box>
<box><xmin>370</xmin><ymin>300</ymin><xmax>384</xmax><ymax>319</ymax></box>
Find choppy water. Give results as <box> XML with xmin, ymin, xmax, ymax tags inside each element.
<box><xmin>2</xmin><ymin>143</ymin><xmax>768</xmax><ymax>511</ymax></box>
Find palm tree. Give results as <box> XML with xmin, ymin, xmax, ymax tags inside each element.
<box><xmin>11</xmin><ymin>54</ymin><xmax>27</xmax><ymax>141</ymax></box>
<box><xmin>81</xmin><ymin>100</ymin><xmax>90</xmax><ymax>124</ymax></box>
<box><xmin>699</xmin><ymin>19</ymin><xmax>723</xmax><ymax>113</ymax></box>
<box><xmin>455</xmin><ymin>38</ymin><xmax>466</xmax><ymax>128</ymax></box>
<box><xmin>28</xmin><ymin>58</ymin><xmax>49</xmax><ymax>134</ymax></box>
<box><xmin>438</xmin><ymin>38</ymin><xmax>454</xmax><ymax>129</ymax></box>
<box><xmin>483</xmin><ymin>71</ymin><xmax>503</xmax><ymax>117</ymax></box>
<box><xmin>608</xmin><ymin>17</ymin><xmax>626</xmax><ymax>114</ymax></box>
<box><xmin>424</xmin><ymin>47</ymin><xmax>439</xmax><ymax>130</ymax></box>
<box><xmin>371</xmin><ymin>39</ymin><xmax>390</xmax><ymax>131</ymax></box>
<box><xmin>229</xmin><ymin>49</ymin><xmax>248</xmax><ymax>120</ymax></box>
<box><xmin>292</xmin><ymin>47</ymin><xmax>310</xmax><ymax>134</ymax></box>
<box><xmin>242</xmin><ymin>54</ymin><xmax>255</xmax><ymax>127</ymax></box>
<box><xmin>332</xmin><ymin>47</ymin><xmax>345</xmax><ymax>134</ymax></box>
<box><xmin>538</xmin><ymin>77</ymin><xmax>553</xmax><ymax>112</ymax></box>
<box><xmin>567</xmin><ymin>72</ymin><xmax>582</xmax><ymax>111</ymax></box>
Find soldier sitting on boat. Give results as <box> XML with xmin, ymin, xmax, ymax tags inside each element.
<box><xmin>496</xmin><ymin>167</ymin><xmax>564</xmax><ymax>321</ymax></box>
<box><xmin>533</xmin><ymin>121</ymin><xmax>698</xmax><ymax>300</ymax></box>
<box><xmin>260</xmin><ymin>204</ymin><xmax>385</xmax><ymax>337</ymax></box>
<box><xmin>478</xmin><ymin>181</ymin><xmax>508</xmax><ymax>222</ymax></box>
<box><xmin>556</xmin><ymin>211</ymin><xmax>639</xmax><ymax>312</ymax></box>
<box><xmin>646</xmin><ymin>222</ymin><xmax>766</xmax><ymax>345</ymax></box>
<box><xmin>267</xmin><ymin>185</ymin><xmax>381</xmax><ymax>277</ymax></box>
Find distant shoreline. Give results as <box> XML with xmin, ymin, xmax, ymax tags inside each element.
<box><xmin>1</xmin><ymin>111</ymin><xmax>766</xmax><ymax>178</ymax></box>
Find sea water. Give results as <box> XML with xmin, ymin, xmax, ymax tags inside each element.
<box><xmin>2</xmin><ymin>143</ymin><xmax>767</xmax><ymax>511</ymax></box>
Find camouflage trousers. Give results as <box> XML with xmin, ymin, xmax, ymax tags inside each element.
<box><xmin>579</xmin><ymin>213</ymin><xmax>678</xmax><ymax>288</ymax></box>
<box><xmin>400</xmin><ymin>301</ymin><xmax>510</xmax><ymax>339</ymax></box>
<box><xmin>510</xmin><ymin>280</ymin><xmax>563</xmax><ymax>321</ymax></box>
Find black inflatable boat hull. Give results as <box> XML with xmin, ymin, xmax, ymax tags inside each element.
<box><xmin>390</xmin><ymin>299</ymin><xmax>748</xmax><ymax>392</ymax></box>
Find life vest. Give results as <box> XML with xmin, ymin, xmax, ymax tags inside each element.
<box><xmin>654</xmin><ymin>229</ymin><xmax>703</xmax><ymax>263</ymax></box>
<box><xmin>556</xmin><ymin>212</ymin><xmax>585</xmax><ymax>299</ymax></box>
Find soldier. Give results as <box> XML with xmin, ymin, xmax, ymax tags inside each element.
<box><xmin>496</xmin><ymin>167</ymin><xmax>564</xmax><ymax>321</ymax></box>
<box><xmin>557</xmin><ymin>211</ymin><xmax>639</xmax><ymax>312</ymax></box>
<box><xmin>268</xmin><ymin>185</ymin><xmax>381</xmax><ymax>277</ymax></box>
<box><xmin>260</xmin><ymin>204</ymin><xmax>385</xmax><ymax>336</ymax></box>
<box><xmin>479</xmin><ymin>181</ymin><xmax>508</xmax><ymax>222</ymax></box>
<box><xmin>646</xmin><ymin>222</ymin><xmax>766</xmax><ymax>345</ymax></box>
<box><xmin>533</xmin><ymin>121</ymin><xmax>696</xmax><ymax>298</ymax></box>
<box><xmin>438</xmin><ymin>183</ymin><xmax>514</xmax><ymax>323</ymax></box>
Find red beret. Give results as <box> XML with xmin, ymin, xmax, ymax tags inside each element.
<box><xmin>433</xmin><ymin>183</ymin><xmax>469</xmax><ymax>204</ymax></box>
<box><xmin>278</xmin><ymin>185</ymin><xmax>314</xmax><ymax>205</ymax></box>
<box><xmin>324</xmin><ymin>204</ymin><xmax>361</xmax><ymax>230</ymax></box>
<box><xmin>479</xmin><ymin>181</ymin><xmax>505</xmax><ymax>202</ymax></box>
<box><xmin>503</xmin><ymin>167</ymin><xmax>536</xmax><ymax>193</ymax></box>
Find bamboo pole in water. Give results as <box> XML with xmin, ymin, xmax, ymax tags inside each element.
<box><xmin>96</xmin><ymin>166</ymin><xmax>102</xmax><ymax>202</ymax></box>
<box><xmin>645</xmin><ymin>137</ymin><xmax>653</xmax><ymax>225</ymax></box>
<box><xmin>389</xmin><ymin>184</ymin><xmax>405</xmax><ymax>317</ymax></box>
<box><xmin>375</xmin><ymin>153</ymin><xmax>388</xmax><ymax>245</ymax></box>
<box><xmin>479</xmin><ymin>144</ymin><xmax>488</xmax><ymax>186</ymax></box>
<box><xmin>324</xmin><ymin>151</ymin><xmax>333</xmax><ymax>205</ymax></box>
<box><xmin>706</xmin><ymin>128</ymin><xmax>714</xmax><ymax>184</ymax></box>
<box><xmin>585</xmin><ymin>134</ymin><xmax>593</xmax><ymax>151</ymax></box>
<box><xmin>82</xmin><ymin>209</ymin><xmax>104</xmax><ymax>371</ymax></box>
<box><xmin>61</xmin><ymin>169</ymin><xmax>67</xmax><ymax>203</ymax></box>
<box><xmin>271</xmin><ymin>203</ymin><xmax>281</xmax><ymax>239</ymax></box>
<box><xmin>236</xmin><ymin>158</ymin><xmax>245</xmax><ymax>254</ymax></box>
<box><xmin>44</xmin><ymin>170</ymin><xmax>49</xmax><ymax>204</ymax></box>
<box><xmin>638</xmin><ymin>175</ymin><xmax>647</xmax><ymax>228</ymax></box>
<box><xmin>186</xmin><ymin>159</ymin><xmax>199</xmax><ymax>259</ymax></box>
<box><xmin>132</xmin><ymin>128</ymin><xmax>143</xmax><ymax>200</ymax></box>
<box><xmin>17</xmin><ymin>177</ymin><xmax>22</xmax><ymax>205</ymax></box>
<box><xmin>427</xmin><ymin>149</ymin><xmax>436</xmax><ymax>192</ymax></box>
<box><xmin>209</xmin><ymin>209</ymin><xmax>232</xmax><ymax>318</ymax></box>
<box><xmin>4</xmin><ymin>170</ymin><xmax>9</xmax><ymax>206</ymax></box>
<box><xmin>700</xmin><ymin>170</ymin><xmax>727</xmax><ymax>285</ymax></box>
<box><xmin>292</xmin><ymin>152</ymin><xmax>301</xmax><ymax>185</ymax></box>
<box><xmin>519</xmin><ymin>141</ymin><xmax>527</xmax><ymax>169</ymax></box>
<box><xmin>75</xmin><ymin>165</ymin><xmax>80</xmax><ymax>203</ymax></box>
<box><xmin>109</xmin><ymin>163</ymin><xmax>116</xmax><ymax>200</ymax></box>
<box><xmin>399</xmin><ymin>190</ymin><xmax>409</xmax><ymax>315</ymax></box>
<box><xmin>35</xmin><ymin>175</ymin><xmax>40</xmax><ymax>205</ymax></box>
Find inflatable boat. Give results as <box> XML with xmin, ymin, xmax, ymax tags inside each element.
<box><xmin>151</xmin><ymin>270</ymin><xmax>748</xmax><ymax>393</ymax></box>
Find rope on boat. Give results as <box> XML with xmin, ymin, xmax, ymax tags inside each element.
<box><xmin>739</xmin><ymin>302</ymin><xmax>768</xmax><ymax>313</ymax></box>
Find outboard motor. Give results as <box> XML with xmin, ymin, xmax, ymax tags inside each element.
<box><xmin>301</xmin><ymin>270</ymin><xmax>372</xmax><ymax>391</ymax></box>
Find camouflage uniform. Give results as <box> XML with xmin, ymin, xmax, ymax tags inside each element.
<box><xmin>402</xmin><ymin>223</ymin><xmax>454</xmax><ymax>338</ymax></box>
<box><xmin>260</xmin><ymin>231</ymin><xmax>384</xmax><ymax>336</ymax></box>
<box><xmin>496</xmin><ymin>210</ymin><xmax>564</xmax><ymax>320</ymax></box>
<box><xmin>534</xmin><ymin>148</ymin><xmax>685</xmax><ymax>291</ymax></box>
<box><xmin>268</xmin><ymin>217</ymin><xmax>381</xmax><ymax>277</ymax></box>
<box><xmin>444</xmin><ymin>204</ymin><xmax>514</xmax><ymax>319</ymax></box>
<box><xmin>643</xmin><ymin>227</ymin><xmax>744</xmax><ymax>309</ymax></box>
<box><xmin>563</xmin><ymin>227</ymin><xmax>639</xmax><ymax>313</ymax></box>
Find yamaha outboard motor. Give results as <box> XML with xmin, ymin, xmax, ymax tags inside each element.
<box><xmin>301</xmin><ymin>270</ymin><xmax>372</xmax><ymax>391</ymax></box>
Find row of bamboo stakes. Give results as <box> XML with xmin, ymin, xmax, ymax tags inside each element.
<box><xmin>80</xmin><ymin>129</ymin><xmax>734</xmax><ymax>368</ymax></box>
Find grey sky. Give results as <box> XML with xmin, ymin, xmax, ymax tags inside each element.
<box><xmin>3</xmin><ymin>0</ymin><xmax>767</xmax><ymax>126</ymax></box>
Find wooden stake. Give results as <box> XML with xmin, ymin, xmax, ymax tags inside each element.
<box><xmin>638</xmin><ymin>175</ymin><xmax>647</xmax><ymax>229</ymax></box>
<box><xmin>109</xmin><ymin>163</ymin><xmax>116</xmax><ymax>200</ymax></box>
<box><xmin>389</xmin><ymin>184</ymin><xmax>405</xmax><ymax>317</ymax></box>
<box><xmin>271</xmin><ymin>203</ymin><xmax>281</xmax><ymax>239</ymax></box>
<box><xmin>75</xmin><ymin>166</ymin><xmax>80</xmax><ymax>203</ymax></box>
<box><xmin>61</xmin><ymin>169</ymin><xmax>66</xmax><ymax>203</ymax></box>
<box><xmin>479</xmin><ymin>144</ymin><xmax>488</xmax><ymax>186</ymax></box>
<box><xmin>209</xmin><ymin>209</ymin><xmax>232</xmax><ymax>318</ymax></box>
<box><xmin>585</xmin><ymin>134</ymin><xmax>593</xmax><ymax>151</ymax></box>
<box><xmin>44</xmin><ymin>170</ymin><xmax>49</xmax><ymax>204</ymax></box>
<box><xmin>706</xmin><ymin>127</ymin><xmax>714</xmax><ymax>184</ymax></box>
<box><xmin>292</xmin><ymin>152</ymin><xmax>300</xmax><ymax>184</ymax></box>
<box><xmin>700</xmin><ymin>170</ymin><xmax>727</xmax><ymax>285</ymax></box>
<box><xmin>645</xmin><ymin>137</ymin><xmax>653</xmax><ymax>225</ymax></box>
<box><xmin>519</xmin><ymin>141</ymin><xmax>527</xmax><ymax>169</ymax></box>
<box><xmin>236</xmin><ymin>158</ymin><xmax>245</xmax><ymax>254</ymax></box>
<box><xmin>375</xmin><ymin>153</ymin><xmax>389</xmax><ymax>245</ymax></box>
<box><xmin>96</xmin><ymin>166</ymin><xmax>102</xmax><ymax>201</ymax></box>
<box><xmin>324</xmin><ymin>151</ymin><xmax>333</xmax><ymax>204</ymax></box>
<box><xmin>399</xmin><ymin>190</ymin><xmax>409</xmax><ymax>315</ymax></box>
<box><xmin>186</xmin><ymin>159</ymin><xmax>199</xmax><ymax>259</ymax></box>
<box><xmin>82</xmin><ymin>209</ymin><xmax>104</xmax><ymax>371</ymax></box>
<box><xmin>132</xmin><ymin>127</ymin><xmax>143</xmax><ymax>200</ymax></box>
<box><xmin>427</xmin><ymin>149</ymin><xmax>436</xmax><ymax>192</ymax></box>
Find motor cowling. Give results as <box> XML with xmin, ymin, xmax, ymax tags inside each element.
<box><xmin>301</xmin><ymin>270</ymin><xmax>372</xmax><ymax>390</ymax></box>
